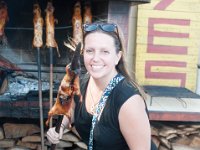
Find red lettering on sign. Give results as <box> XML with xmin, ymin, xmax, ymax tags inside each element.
<box><xmin>145</xmin><ymin>61</ymin><xmax>187</xmax><ymax>87</ymax></box>
<box><xmin>154</xmin><ymin>0</ymin><xmax>175</xmax><ymax>10</ymax></box>
<box><xmin>148</xmin><ymin>18</ymin><xmax>190</xmax><ymax>54</ymax></box>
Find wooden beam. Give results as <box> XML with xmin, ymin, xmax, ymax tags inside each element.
<box><xmin>149</xmin><ymin>111</ymin><xmax>200</xmax><ymax>122</ymax></box>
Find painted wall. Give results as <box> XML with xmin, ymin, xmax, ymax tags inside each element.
<box><xmin>135</xmin><ymin>0</ymin><xmax>200</xmax><ymax>92</ymax></box>
<box><xmin>197</xmin><ymin>68</ymin><xmax>200</xmax><ymax>94</ymax></box>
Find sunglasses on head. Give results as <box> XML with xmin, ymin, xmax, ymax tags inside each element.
<box><xmin>83</xmin><ymin>23</ymin><xmax>118</xmax><ymax>33</ymax></box>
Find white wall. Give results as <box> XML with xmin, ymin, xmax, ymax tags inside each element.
<box><xmin>197</xmin><ymin>69</ymin><xmax>200</xmax><ymax>95</ymax></box>
<box><xmin>196</xmin><ymin>47</ymin><xmax>200</xmax><ymax>95</ymax></box>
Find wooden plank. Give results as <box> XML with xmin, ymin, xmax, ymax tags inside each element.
<box><xmin>149</xmin><ymin>111</ymin><xmax>200</xmax><ymax>122</ymax></box>
<box><xmin>137</xmin><ymin>24</ymin><xmax>200</xmax><ymax>32</ymax></box>
<box><xmin>138</xmin><ymin>9</ymin><xmax>200</xmax><ymax>22</ymax></box>
<box><xmin>137</xmin><ymin>19</ymin><xmax>200</xmax><ymax>29</ymax></box>
<box><xmin>136</xmin><ymin>54</ymin><xmax>198</xmax><ymax>65</ymax></box>
<box><xmin>136</xmin><ymin>44</ymin><xmax>199</xmax><ymax>55</ymax></box>
<box><xmin>139</xmin><ymin>0</ymin><xmax>200</xmax><ymax>13</ymax></box>
<box><xmin>136</xmin><ymin>35</ymin><xmax>200</xmax><ymax>47</ymax></box>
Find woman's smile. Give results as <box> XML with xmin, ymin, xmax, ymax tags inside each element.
<box><xmin>91</xmin><ymin>64</ymin><xmax>104</xmax><ymax>71</ymax></box>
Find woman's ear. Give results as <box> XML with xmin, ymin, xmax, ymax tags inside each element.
<box><xmin>115</xmin><ymin>51</ymin><xmax>122</xmax><ymax>65</ymax></box>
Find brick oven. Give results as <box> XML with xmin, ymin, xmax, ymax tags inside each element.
<box><xmin>0</xmin><ymin>0</ymin><xmax>150</xmax><ymax>119</ymax></box>
<box><xmin>0</xmin><ymin>0</ymin><xmax>152</xmax><ymax>149</ymax></box>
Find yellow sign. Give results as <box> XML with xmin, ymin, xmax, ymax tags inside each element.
<box><xmin>136</xmin><ymin>0</ymin><xmax>200</xmax><ymax>91</ymax></box>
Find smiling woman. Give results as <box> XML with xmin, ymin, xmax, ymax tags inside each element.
<box><xmin>47</xmin><ymin>22</ymin><xmax>157</xmax><ymax>150</ymax></box>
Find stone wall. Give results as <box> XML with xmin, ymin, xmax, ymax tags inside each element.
<box><xmin>0</xmin><ymin>120</ymin><xmax>86</xmax><ymax>150</ymax></box>
<box><xmin>0</xmin><ymin>120</ymin><xmax>200</xmax><ymax>150</ymax></box>
<box><xmin>151</xmin><ymin>121</ymin><xmax>200</xmax><ymax>150</ymax></box>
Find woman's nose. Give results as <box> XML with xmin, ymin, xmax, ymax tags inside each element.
<box><xmin>92</xmin><ymin>52</ymin><xmax>100</xmax><ymax>61</ymax></box>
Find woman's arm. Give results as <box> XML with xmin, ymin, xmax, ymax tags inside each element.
<box><xmin>119</xmin><ymin>94</ymin><xmax>151</xmax><ymax>150</ymax></box>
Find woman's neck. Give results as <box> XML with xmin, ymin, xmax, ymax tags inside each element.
<box><xmin>89</xmin><ymin>77</ymin><xmax>105</xmax><ymax>92</ymax></box>
<box><xmin>89</xmin><ymin>71</ymin><xmax>118</xmax><ymax>91</ymax></box>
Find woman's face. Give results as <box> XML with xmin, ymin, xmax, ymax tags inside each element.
<box><xmin>83</xmin><ymin>32</ymin><xmax>121</xmax><ymax>80</ymax></box>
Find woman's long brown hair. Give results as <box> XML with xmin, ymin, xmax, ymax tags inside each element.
<box><xmin>83</xmin><ymin>23</ymin><xmax>146</xmax><ymax>99</ymax></box>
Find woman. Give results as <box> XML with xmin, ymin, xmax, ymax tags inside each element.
<box><xmin>47</xmin><ymin>22</ymin><xmax>154</xmax><ymax>150</ymax></box>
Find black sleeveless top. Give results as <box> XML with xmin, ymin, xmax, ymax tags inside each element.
<box><xmin>74</xmin><ymin>74</ymin><xmax>142</xmax><ymax>150</ymax></box>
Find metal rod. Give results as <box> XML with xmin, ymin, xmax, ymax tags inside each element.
<box><xmin>37</xmin><ymin>47</ymin><xmax>45</xmax><ymax>150</ymax></box>
<box><xmin>0</xmin><ymin>68</ymin><xmax>66</xmax><ymax>73</ymax></box>
<box><xmin>5</xmin><ymin>26</ymin><xmax>72</xmax><ymax>30</ymax></box>
<box><xmin>49</xmin><ymin>47</ymin><xmax>54</xmax><ymax>127</ymax></box>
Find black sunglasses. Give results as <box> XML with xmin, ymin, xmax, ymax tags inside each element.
<box><xmin>83</xmin><ymin>23</ymin><xmax>118</xmax><ymax>33</ymax></box>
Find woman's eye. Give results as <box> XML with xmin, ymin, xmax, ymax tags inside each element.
<box><xmin>103</xmin><ymin>50</ymin><xmax>109</xmax><ymax>54</ymax></box>
<box><xmin>85</xmin><ymin>49</ymin><xmax>93</xmax><ymax>53</ymax></box>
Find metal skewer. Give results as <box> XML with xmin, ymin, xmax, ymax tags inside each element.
<box><xmin>49</xmin><ymin>47</ymin><xmax>54</xmax><ymax>128</ymax></box>
<box><xmin>33</xmin><ymin>2</ymin><xmax>45</xmax><ymax>149</ymax></box>
<box><xmin>37</xmin><ymin>47</ymin><xmax>45</xmax><ymax>150</ymax></box>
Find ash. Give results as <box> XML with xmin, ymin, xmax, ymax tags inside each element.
<box><xmin>3</xmin><ymin>74</ymin><xmax>50</xmax><ymax>98</ymax></box>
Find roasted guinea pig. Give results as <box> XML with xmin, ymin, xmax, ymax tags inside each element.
<box><xmin>33</xmin><ymin>3</ymin><xmax>43</xmax><ymax>48</ymax></box>
<box><xmin>83</xmin><ymin>1</ymin><xmax>92</xmax><ymax>24</ymax></box>
<box><xmin>46</xmin><ymin>43</ymin><xmax>82</xmax><ymax>126</ymax></box>
<box><xmin>45</xmin><ymin>2</ymin><xmax>60</xmax><ymax>57</ymax></box>
<box><xmin>72</xmin><ymin>1</ymin><xmax>83</xmax><ymax>45</ymax></box>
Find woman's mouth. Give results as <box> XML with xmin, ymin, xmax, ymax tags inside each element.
<box><xmin>91</xmin><ymin>65</ymin><xmax>104</xmax><ymax>71</ymax></box>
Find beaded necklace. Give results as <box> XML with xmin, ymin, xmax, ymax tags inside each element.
<box><xmin>88</xmin><ymin>73</ymin><xmax>124</xmax><ymax>150</ymax></box>
<box><xmin>88</xmin><ymin>85</ymin><xmax>102</xmax><ymax>115</ymax></box>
